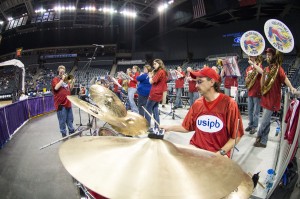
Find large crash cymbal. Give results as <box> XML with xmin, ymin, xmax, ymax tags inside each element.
<box><xmin>110</xmin><ymin>111</ymin><xmax>149</xmax><ymax>136</ymax></box>
<box><xmin>224</xmin><ymin>173</ymin><xmax>254</xmax><ymax>199</ymax></box>
<box><xmin>59</xmin><ymin>136</ymin><xmax>246</xmax><ymax>199</ymax></box>
<box><xmin>89</xmin><ymin>84</ymin><xmax>127</xmax><ymax>117</ymax></box>
<box><xmin>67</xmin><ymin>96</ymin><xmax>125</xmax><ymax>128</ymax></box>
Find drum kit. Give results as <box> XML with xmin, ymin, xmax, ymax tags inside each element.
<box><xmin>38</xmin><ymin>84</ymin><xmax>254</xmax><ymax>198</ymax></box>
<box><xmin>58</xmin><ymin>19</ymin><xmax>293</xmax><ymax>199</ymax></box>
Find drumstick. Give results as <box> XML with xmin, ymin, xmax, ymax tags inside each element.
<box><xmin>231</xmin><ymin>118</ymin><xmax>240</xmax><ymax>159</ymax></box>
<box><xmin>142</xmin><ymin>106</ymin><xmax>160</xmax><ymax>127</ymax></box>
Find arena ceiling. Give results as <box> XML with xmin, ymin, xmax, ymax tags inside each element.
<box><xmin>0</xmin><ymin>0</ymin><xmax>299</xmax><ymax>49</ymax></box>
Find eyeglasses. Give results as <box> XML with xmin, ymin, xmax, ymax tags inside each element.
<box><xmin>196</xmin><ymin>80</ymin><xmax>203</xmax><ymax>84</ymax></box>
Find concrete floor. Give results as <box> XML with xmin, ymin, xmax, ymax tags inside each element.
<box><xmin>0</xmin><ymin>104</ymin><xmax>299</xmax><ymax>199</ymax></box>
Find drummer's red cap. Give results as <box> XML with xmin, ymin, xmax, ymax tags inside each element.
<box><xmin>265</xmin><ymin>48</ymin><xmax>275</xmax><ymax>55</ymax></box>
<box><xmin>190</xmin><ymin>67</ymin><xmax>220</xmax><ymax>83</ymax></box>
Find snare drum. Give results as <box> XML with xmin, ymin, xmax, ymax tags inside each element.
<box><xmin>97</xmin><ymin>127</ymin><xmax>120</xmax><ymax>136</ymax></box>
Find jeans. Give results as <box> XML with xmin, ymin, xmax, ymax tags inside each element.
<box><xmin>257</xmin><ymin>108</ymin><xmax>273</xmax><ymax>145</ymax></box>
<box><xmin>145</xmin><ymin>100</ymin><xmax>160</xmax><ymax>128</ymax></box>
<box><xmin>128</xmin><ymin>87</ymin><xmax>138</xmax><ymax>113</ymax></box>
<box><xmin>56</xmin><ymin>107</ymin><xmax>74</xmax><ymax>136</ymax></box>
<box><xmin>175</xmin><ymin>88</ymin><xmax>183</xmax><ymax>107</ymax></box>
<box><xmin>115</xmin><ymin>92</ymin><xmax>122</xmax><ymax>100</ymax></box>
<box><xmin>188</xmin><ymin>91</ymin><xmax>200</xmax><ymax>106</ymax></box>
<box><xmin>247</xmin><ymin>96</ymin><xmax>261</xmax><ymax>128</ymax></box>
<box><xmin>138</xmin><ymin>95</ymin><xmax>149</xmax><ymax>117</ymax></box>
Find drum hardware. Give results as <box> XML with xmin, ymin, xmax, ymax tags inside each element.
<box><xmin>39</xmin><ymin>123</ymin><xmax>93</xmax><ymax>150</ymax></box>
<box><xmin>59</xmin><ymin>136</ymin><xmax>253</xmax><ymax>199</ymax></box>
<box><xmin>89</xmin><ymin>84</ymin><xmax>127</xmax><ymax>118</ymax></box>
<box><xmin>85</xmin><ymin>84</ymin><xmax>148</xmax><ymax>136</ymax></box>
<box><xmin>161</xmin><ymin>97</ymin><xmax>181</xmax><ymax>120</ymax></box>
<box><xmin>109</xmin><ymin>112</ymin><xmax>148</xmax><ymax>136</ymax></box>
<box><xmin>142</xmin><ymin>106</ymin><xmax>164</xmax><ymax>139</ymax></box>
<box><xmin>67</xmin><ymin>96</ymin><xmax>126</xmax><ymax>128</ymax></box>
<box><xmin>68</xmin><ymin>97</ymin><xmax>148</xmax><ymax>136</ymax></box>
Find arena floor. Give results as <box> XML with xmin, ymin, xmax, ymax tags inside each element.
<box><xmin>0</xmin><ymin>103</ymin><xmax>299</xmax><ymax>199</ymax></box>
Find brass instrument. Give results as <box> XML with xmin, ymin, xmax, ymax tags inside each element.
<box><xmin>122</xmin><ymin>79</ymin><xmax>129</xmax><ymax>93</ymax></box>
<box><xmin>63</xmin><ymin>74</ymin><xmax>74</xmax><ymax>83</ymax></box>
<box><xmin>261</xmin><ymin>51</ymin><xmax>282</xmax><ymax>95</ymax></box>
<box><xmin>261</xmin><ymin>64</ymin><xmax>279</xmax><ymax>95</ymax></box>
<box><xmin>261</xmin><ymin>19</ymin><xmax>294</xmax><ymax>95</ymax></box>
<box><xmin>216</xmin><ymin>59</ymin><xmax>223</xmax><ymax>67</ymax></box>
<box><xmin>246</xmin><ymin>70</ymin><xmax>258</xmax><ymax>90</ymax></box>
<box><xmin>246</xmin><ymin>56</ymin><xmax>263</xmax><ymax>90</ymax></box>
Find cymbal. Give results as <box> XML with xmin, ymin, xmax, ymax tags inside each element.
<box><xmin>89</xmin><ymin>84</ymin><xmax>127</xmax><ymax>117</ymax></box>
<box><xmin>110</xmin><ymin>112</ymin><xmax>149</xmax><ymax>136</ymax></box>
<box><xmin>67</xmin><ymin>96</ymin><xmax>125</xmax><ymax>128</ymax></box>
<box><xmin>224</xmin><ymin>173</ymin><xmax>254</xmax><ymax>199</ymax></box>
<box><xmin>59</xmin><ymin>137</ymin><xmax>245</xmax><ymax>199</ymax></box>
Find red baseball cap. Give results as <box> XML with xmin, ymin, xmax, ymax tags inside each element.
<box><xmin>190</xmin><ymin>67</ymin><xmax>220</xmax><ymax>83</ymax></box>
<box><xmin>265</xmin><ymin>48</ymin><xmax>275</xmax><ymax>55</ymax></box>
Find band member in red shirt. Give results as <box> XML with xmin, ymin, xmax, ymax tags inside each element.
<box><xmin>113</xmin><ymin>73</ymin><xmax>123</xmax><ymax>100</ymax></box>
<box><xmin>186</xmin><ymin>67</ymin><xmax>200</xmax><ymax>107</ymax></box>
<box><xmin>128</xmin><ymin>65</ymin><xmax>140</xmax><ymax>113</ymax></box>
<box><xmin>51</xmin><ymin>65</ymin><xmax>75</xmax><ymax>137</ymax></box>
<box><xmin>173</xmin><ymin>66</ymin><xmax>185</xmax><ymax>109</ymax></box>
<box><xmin>145</xmin><ymin>59</ymin><xmax>168</xmax><ymax>129</ymax></box>
<box><xmin>160</xmin><ymin>67</ymin><xmax>244</xmax><ymax>157</ymax></box>
<box><xmin>255</xmin><ymin>48</ymin><xmax>296</xmax><ymax>148</ymax></box>
<box><xmin>244</xmin><ymin>55</ymin><xmax>263</xmax><ymax>135</ymax></box>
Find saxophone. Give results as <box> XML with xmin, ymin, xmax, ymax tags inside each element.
<box><xmin>261</xmin><ymin>51</ymin><xmax>282</xmax><ymax>95</ymax></box>
<box><xmin>246</xmin><ymin>56</ymin><xmax>263</xmax><ymax>90</ymax></box>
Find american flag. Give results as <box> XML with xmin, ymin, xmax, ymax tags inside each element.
<box><xmin>192</xmin><ymin>0</ymin><xmax>206</xmax><ymax>19</ymax></box>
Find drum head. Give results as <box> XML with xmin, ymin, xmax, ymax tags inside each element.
<box><xmin>264</xmin><ymin>19</ymin><xmax>294</xmax><ymax>53</ymax></box>
<box><xmin>98</xmin><ymin>127</ymin><xmax>119</xmax><ymax>136</ymax></box>
<box><xmin>240</xmin><ymin>30</ymin><xmax>265</xmax><ymax>56</ymax></box>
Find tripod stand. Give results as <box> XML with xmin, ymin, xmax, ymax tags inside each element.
<box><xmin>160</xmin><ymin>98</ymin><xmax>181</xmax><ymax>120</ymax></box>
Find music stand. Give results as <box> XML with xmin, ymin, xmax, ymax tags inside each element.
<box><xmin>160</xmin><ymin>97</ymin><xmax>181</xmax><ymax>120</ymax></box>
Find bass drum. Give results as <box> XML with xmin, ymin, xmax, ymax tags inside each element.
<box><xmin>77</xmin><ymin>182</ymin><xmax>108</xmax><ymax>199</ymax></box>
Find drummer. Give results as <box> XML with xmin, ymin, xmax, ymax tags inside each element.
<box><xmin>160</xmin><ymin>67</ymin><xmax>244</xmax><ymax>157</ymax></box>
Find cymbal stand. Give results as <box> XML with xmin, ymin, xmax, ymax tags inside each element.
<box><xmin>39</xmin><ymin>123</ymin><xmax>93</xmax><ymax>150</ymax></box>
<box><xmin>161</xmin><ymin>97</ymin><xmax>181</xmax><ymax>120</ymax></box>
<box><xmin>76</xmin><ymin>72</ymin><xmax>84</xmax><ymax>126</ymax></box>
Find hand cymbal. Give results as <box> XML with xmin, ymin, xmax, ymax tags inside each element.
<box><xmin>89</xmin><ymin>84</ymin><xmax>127</xmax><ymax>117</ymax></box>
<box><xmin>110</xmin><ymin>112</ymin><xmax>149</xmax><ymax>136</ymax></box>
<box><xmin>67</xmin><ymin>96</ymin><xmax>125</xmax><ymax>128</ymax></box>
<box><xmin>59</xmin><ymin>137</ymin><xmax>246</xmax><ymax>199</ymax></box>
